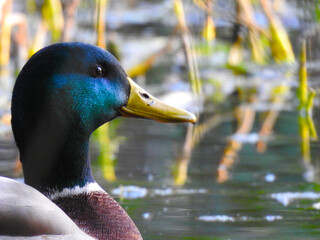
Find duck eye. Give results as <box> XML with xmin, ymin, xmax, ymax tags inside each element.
<box><xmin>92</xmin><ymin>66</ymin><xmax>103</xmax><ymax>78</ymax></box>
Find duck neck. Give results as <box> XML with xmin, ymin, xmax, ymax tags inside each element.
<box><xmin>20</xmin><ymin>119</ymin><xmax>95</xmax><ymax>196</ymax></box>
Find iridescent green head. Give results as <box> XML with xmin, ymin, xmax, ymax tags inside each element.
<box><xmin>12</xmin><ymin>43</ymin><xmax>130</xmax><ymax>153</ymax></box>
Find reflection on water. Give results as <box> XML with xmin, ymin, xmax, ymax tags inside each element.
<box><xmin>91</xmin><ymin>110</ymin><xmax>320</xmax><ymax>240</ymax></box>
<box><xmin>1</xmin><ymin>95</ymin><xmax>320</xmax><ymax>238</ymax></box>
<box><xmin>2</xmin><ymin>104</ymin><xmax>320</xmax><ymax>239</ymax></box>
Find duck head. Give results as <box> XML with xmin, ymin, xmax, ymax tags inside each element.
<box><xmin>11</xmin><ymin>42</ymin><xmax>196</xmax><ymax>193</ymax></box>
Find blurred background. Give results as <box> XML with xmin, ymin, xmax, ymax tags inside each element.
<box><xmin>1</xmin><ymin>0</ymin><xmax>320</xmax><ymax>239</ymax></box>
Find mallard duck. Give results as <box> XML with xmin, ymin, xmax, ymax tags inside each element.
<box><xmin>0</xmin><ymin>42</ymin><xmax>196</xmax><ymax>240</ymax></box>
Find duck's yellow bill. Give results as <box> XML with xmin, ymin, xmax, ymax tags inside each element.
<box><xmin>120</xmin><ymin>78</ymin><xmax>197</xmax><ymax>124</ymax></box>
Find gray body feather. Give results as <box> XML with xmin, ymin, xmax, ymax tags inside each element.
<box><xmin>0</xmin><ymin>177</ymin><xmax>94</xmax><ymax>239</ymax></box>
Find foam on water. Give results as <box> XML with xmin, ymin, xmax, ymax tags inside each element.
<box><xmin>198</xmin><ymin>215</ymin><xmax>235</xmax><ymax>222</ymax></box>
<box><xmin>111</xmin><ymin>185</ymin><xmax>148</xmax><ymax>199</ymax></box>
<box><xmin>270</xmin><ymin>192</ymin><xmax>320</xmax><ymax>206</ymax></box>
<box><xmin>230</xmin><ymin>133</ymin><xmax>260</xmax><ymax>144</ymax></box>
<box><xmin>198</xmin><ymin>215</ymin><xmax>283</xmax><ymax>223</ymax></box>
<box><xmin>111</xmin><ymin>185</ymin><xmax>207</xmax><ymax>199</ymax></box>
